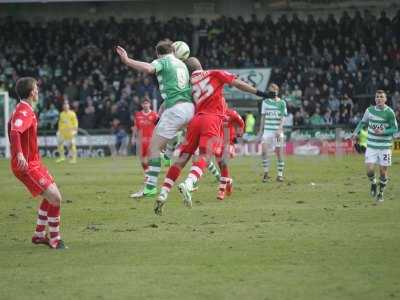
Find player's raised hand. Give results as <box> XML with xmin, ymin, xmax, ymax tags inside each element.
<box><xmin>16</xmin><ymin>152</ymin><xmax>28</xmax><ymax>172</ymax></box>
<box><xmin>115</xmin><ymin>46</ymin><xmax>128</xmax><ymax>63</ymax></box>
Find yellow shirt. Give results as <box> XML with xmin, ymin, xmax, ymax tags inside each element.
<box><xmin>58</xmin><ymin>110</ymin><xmax>78</xmax><ymax>139</ymax></box>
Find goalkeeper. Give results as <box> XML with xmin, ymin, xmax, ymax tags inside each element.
<box><xmin>56</xmin><ymin>101</ymin><xmax>78</xmax><ymax>164</ymax></box>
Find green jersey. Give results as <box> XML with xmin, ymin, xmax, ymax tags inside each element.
<box><xmin>355</xmin><ymin>105</ymin><xmax>398</xmax><ymax>150</ymax></box>
<box><xmin>151</xmin><ymin>54</ymin><xmax>192</xmax><ymax>109</ymax></box>
<box><xmin>261</xmin><ymin>98</ymin><xmax>287</xmax><ymax>132</ymax></box>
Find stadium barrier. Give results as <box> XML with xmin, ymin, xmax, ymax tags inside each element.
<box><xmin>1</xmin><ymin>125</ymin><xmax>399</xmax><ymax>159</ymax></box>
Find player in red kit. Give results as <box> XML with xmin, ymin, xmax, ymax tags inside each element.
<box><xmin>154</xmin><ymin>57</ymin><xmax>269</xmax><ymax>215</ymax></box>
<box><xmin>8</xmin><ymin>77</ymin><xmax>67</xmax><ymax>249</ymax></box>
<box><xmin>130</xmin><ymin>97</ymin><xmax>158</xmax><ymax>198</ymax></box>
<box><xmin>215</xmin><ymin>108</ymin><xmax>245</xmax><ymax>200</ymax></box>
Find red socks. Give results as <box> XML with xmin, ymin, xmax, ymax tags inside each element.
<box><xmin>34</xmin><ymin>199</ymin><xmax>49</xmax><ymax>238</ymax></box>
<box><xmin>47</xmin><ymin>204</ymin><xmax>61</xmax><ymax>246</ymax></box>
<box><xmin>162</xmin><ymin>165</ymin><xmax>182</xmax><ymax>192</ymax></box>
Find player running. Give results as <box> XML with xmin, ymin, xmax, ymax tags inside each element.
<box><xmin>352</xmin><ymin>90</ymin><xmax>398</xmax><ymax>202</ymax></box>
<box><xmin>8</xmin><ymin>77</ymin><xmax>67</xmax><ymax>249</ymax></box>
<box><xmin>116</xmin><ymin>40</ymin><xmax>194</xmax><ymax>197</ymax></box>
<box><xmin>130</xmin><ymin>97</ymin><xmax>158</xmax><ymax>198</ymax></box>
<box><xmin>256</xmin><ymin>83</ymin><xmax>287</xmax><ymax>182</ymax></box>
<box><xmin>215</xmin><ymin>107</ymin><xmax>244</xmax><ymax>201</ymax></box>
<box><xmin>56</xmin><ymin>101</ymin><xmax>78</xmax><ymax>164</ymax></box>
<box><xmin>154</xmin><ymin>57</ymin><xmax>269</xmax><ymax>215</ymax></box>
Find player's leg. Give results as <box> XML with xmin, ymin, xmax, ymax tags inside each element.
<box><xmin>32</xmin><ymin>198</ymin><xmax>50</xmax><ymax>245</ymax></box>
<box><xmin>179</xmin><ymin>154</ymin><xmax>208</xmax><ymax>207</ymax></box>
<box><xmin>377</xmin><ymin>166</ymin><xmax>388</xmax><ymax>202</ymax></box>
<box><xmin>24</xmin><ymin>164</ymin><xmax>66</xmax><ymax>249</ymax></box>
<box><xmin>145</xmin><ymin>103</ymin><xmax>194</xmax><ymax>197</ymax></box>
<box><xmin>56</xmin><ymin>134</ymin><xmax>66</xmax><ymax>163</ymax></box>
<box><xmin>41</xmin><ymin>183</ymin><xmax>66</xmax><ymax>249</ymax></box>
<box><xmin>217</xmin><ymin>156</ymin><xmax>230</xmax><ymax>200</ymax></box>
<box><xmin>376</xmin><ymin>150</ymin><xmax>391</xmax><ymax>202</ymax></box>
<box><xmin>275</xmin><ymin>148</ymin><xmax>284</xmax><ymax>182</ymax></box>
<box><xmin>162</xmin><ymin>139</ymin><xmax>176</xmax><ymax>167</ymax></box>
<box><xmin>366</xmin><ymin>163</ymin><xmax>377</xmax><ymax>197</ymax></box>
<box><xmin>207</xmin><ymin>159</ymin><xmax>221</xmax><ymax>181</ymax></box>
<box><xmin>365</xmin><ymin>148</ymin><xmax>378</xmax><ymax>198</ymax></box>
<box><xmin>130</xmin><ymin>142</ymin><xmax>149</xmax><ymax>198</ymax></box>
<box><xmin>261</xmin><ymin>141</ymin><xmax>271</xmax><ymax>182</ymax></box>
<box><xmin>275</xmin><ymin>133</ymin><xmax>285</xmax><ymax>181</ymax></box>
<box><xmin>179</xmin><ymin>118</ymin><xmax>220</xmax><ymax>206</ymax></box>
<box><xmin>155</xmin><ymin>152</ymin><xmax>192</xmax><ymax>215</ymax></box>
<box><xmin>144</xmin><ymin>133</ymin><xmax>169</xmax><ymax>195</ymax></box>
<box><xmin>69</xmin><ymin>137</ymin><xmax>77</xmax><ymax>164</ymax></box>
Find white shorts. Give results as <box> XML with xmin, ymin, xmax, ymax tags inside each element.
<box><xmin>262</xmin><ymin>131</ymin><xmax>284</xmax><ymax>151</ymax></box>
<box><xmin>155</xmin><ymin>102</ymin><xmax>194</xmax><ymax>139</ymax></box>
<box><xmin>365</xmin><ymin>148</ymin><xmax>392</xmax><ymax>166</ymax></box>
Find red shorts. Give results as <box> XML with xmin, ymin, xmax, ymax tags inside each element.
<box><xmin>180</xmin><ymin>114</ymin><xmax>223</xmax><ymax>155</ymax></box>
<box><xmin>139</xmin><ymin>142</ymin><xmax>150</xmax><ymax>158</ymax></box>
<box><xmin>137</xmin><ymin>136</ymin><xmax>151</xmax><ymax>158</ymax></box>
<box><xmin>12</xmin><ymin>164</ymin><xmax>54</xmax><ymax>197</ymax></box>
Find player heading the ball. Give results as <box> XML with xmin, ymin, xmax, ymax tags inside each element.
<box><xmin>116</xmin><ymin>40</ymin><xmax>194</xmax><ymax>198</ymax></box>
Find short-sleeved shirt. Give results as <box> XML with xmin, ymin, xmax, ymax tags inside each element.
<box><xmin>360</xmin><ymin>105</ymin><xmax>398</xmax><ymax>149</ymax></box>
<box><xmin>191</xmin><ymin>69</ymin><xmax>236</xmax><ymax>116</ymax></box>
<box><xmin>151</xmin><ymin>54</ymin><xmax>192</xmax><ymax>109</ymax></box>
<box><xmin>8</xmin><ymin>101</ymin><xmax>40</xmax><ymax>169</ymax></box>
<box><xmin>261</xmin><ymin>98</ymin><xmax>287</xmax><ymax>133</ymax></box>
<box><xmin>133</xmin><ymin>110</ymin><xmax>158</xmax><ymax>139</ymax></box>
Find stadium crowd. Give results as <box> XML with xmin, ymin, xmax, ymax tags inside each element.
<box><xmin>1</xmin><ymin>9</ymin><xmax>400</xmax><ymax>131</ymax></box>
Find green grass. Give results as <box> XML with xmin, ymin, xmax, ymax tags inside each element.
<box><xmin>1</xmin><ymin>155</ymin><xmax>400</xmax><ymax>300</ymax></box>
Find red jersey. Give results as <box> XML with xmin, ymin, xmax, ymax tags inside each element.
<box><xmin>133</xmin><ymin>110</ymin><xmax>158</xmax><ymax>139</ymax></box>
<box><xmin>224</xmin><ymin>109</ymin><xmax>245</xmax><ymax>144</ymax></box>
<box><xmin>191</xmin><ymin>69</ymin><xmax>236</xmax><ymax>116</ymax></box>
<box><xmin>8</xmin><ymin>101</ymin><xmax>40</xmax><ymax>170</ymax></box>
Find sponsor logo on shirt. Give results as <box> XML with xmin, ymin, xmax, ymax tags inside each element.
<box><xmin>14</xmin><ymin>119</ymin><xmax>23</xmax><ymax>127</ymax></box>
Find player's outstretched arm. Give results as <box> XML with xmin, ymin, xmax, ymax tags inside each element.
<box><xmin>230</xmin><ymin>79</ymin><xmax>268</xmax><ymax>98</ymax></box>
<box><xmin>116</xmin><ymin>46</ymin><xmax>155</xmax><ymax>74</ymax></box>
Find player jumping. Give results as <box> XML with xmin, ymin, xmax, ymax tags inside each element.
<box><xmin>56</xmin><ymin>101</ymin><xmax>78</xmax><ymax>164</ymax></box>
<box><xmin>352</xmin><ymin>90</ymin><xmax>398</xmax><ymax>202</ymax></box>
<box><xmin>256</xmin><ymin>83</ymin><xmax>287</xmax><ymax>182</ymax></box>
<box><xmin>116</xmin><ymin>41</ymin><xmax>194</xmax><ymax>197</ymax></box>
<box><xmin>154</xmin><ymin>57</ymin><xmax>269</xmax><ymax>215</ymax></box>
<box><xmin>130</xmin><ymin>97</ymin><xmax>158</xmax><ymax>198</ymax></box>
<box><xmin>8</xmin><ymin>77</ymin><xmax>67</xmax><ymax>249</ymax></box>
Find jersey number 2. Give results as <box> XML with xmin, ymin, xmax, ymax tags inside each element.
<box><xmin>192</xmin><ymin>77</ymin><xmax>214</xmax><ymax>104</ymax></box>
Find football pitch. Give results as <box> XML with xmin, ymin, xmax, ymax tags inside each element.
<box><xmin>0</xmin><ymin>155</ymin><xmax>399</xmax><ymax>300</ymax></box>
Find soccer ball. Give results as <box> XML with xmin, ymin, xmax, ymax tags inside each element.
<box><xmin>172</xmin><ymin>41</ymin><xmax>190</xmax><ymax>61</ymax></box>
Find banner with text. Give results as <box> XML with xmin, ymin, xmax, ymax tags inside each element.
<box><xmin>223</xmin><ymin>68</ymin><xmax>271</xmax><ymax>100</ymax></box>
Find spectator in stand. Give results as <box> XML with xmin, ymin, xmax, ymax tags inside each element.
<box><xmin>1</xmin><ymin>9</ymin><xmax>400</xmax><ymax>128</ymax></box>
<box><xmin>137</xmin><ymin>77</ymin><xmax>155</xmax><ymax>99</ymax></box>
<box><xmin>80</xmin><ymin>98</ymin><xmax>96</xmax><ymax>129</ymax></box>
<box><xmin>391</xmin><ymin>91</ymin><xmax>400</xmax><ymax>111</ymax></box>
<box><xmin>111</xmin><ymin>118</ymin><xmax>128</xmax><ymax>156</ymax></box>
<box><xmin>310</xmin><ymin>108</ymin><xmax>325</xmax><ymax>125</ymax></box>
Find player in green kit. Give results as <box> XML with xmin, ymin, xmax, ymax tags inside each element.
<box><xmin>256</xmin><ymin>83</ymin><xmax>287</xmax><ymax>182</ymax></box>
<box><xmin>352</xmin><ymin>90</ymin><xmax>398</xmax><ymax>202</ymax></box>
<box><xmin>116</xmin><ymin>41</ymin><xmax>194</xmax><ymax>197</ymax></box>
